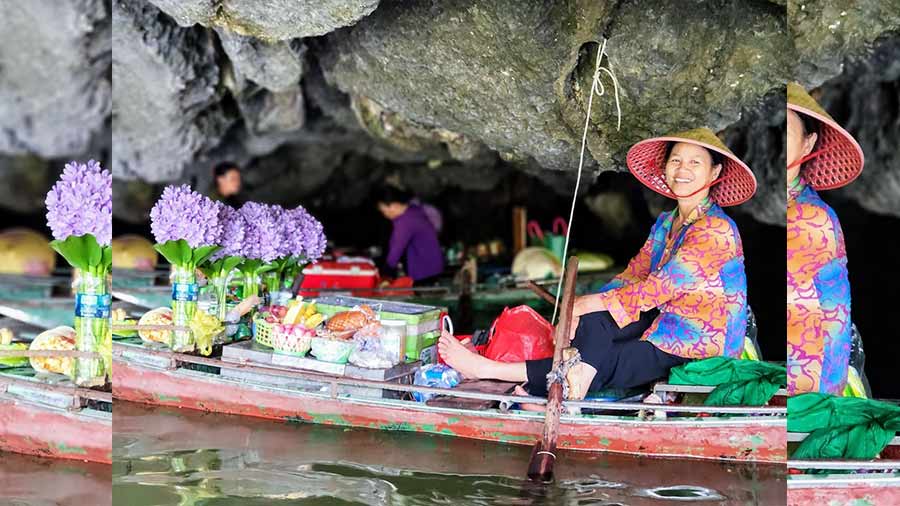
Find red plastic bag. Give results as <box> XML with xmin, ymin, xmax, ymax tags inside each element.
<box><xmin>482</xmin><ymin>306</ymin><xmax>555</xmax><ymax>362</ymax></box>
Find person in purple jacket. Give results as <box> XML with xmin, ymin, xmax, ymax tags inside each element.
<box><xmin>375</xmin><ymin>185</ymin><xmax>445</xmax><ymax>285</ymax></box>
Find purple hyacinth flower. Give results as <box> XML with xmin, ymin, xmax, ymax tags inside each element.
<box><xmin>210</xmin><ymin>202</ymin><xmax>246</xmax><ymax>260</ymax></box>
<box><xmin>238</xmin><ymin>202</ymin><xmax>281</xmax><ymax>262</ymax></box>
<box><xmin>45</xmin><ymin>160</ymin><xmax>112</xmax><ymax>246</ymax></box>
<box><xmin>150</xmin><ymin>185</ymin><xmax>222</xmax><ymax>248</ymax></box>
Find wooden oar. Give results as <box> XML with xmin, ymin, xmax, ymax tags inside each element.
<box><xmin>527</xmin><ymin>256</ymin><xmax>579</xmax><ymax>482</ymax></box>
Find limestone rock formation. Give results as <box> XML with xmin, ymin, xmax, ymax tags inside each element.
<box><xmin>4</xmin><ymin>0</ymin><xmax>900</xmax><ymax>230</ymax></box>
<box><xmin>0</xmin><ymin>0</ymin><xmax>111</xmax><ymax>157</ymax></box>
<box><xmin>146</xmin><ymin>0</ymin><xmax>380</xmax><ymax>41</ymax></box>
<box><xmin>112</xmin><ymin>0</ymin><xmax>229</xmax><ymax>182</ymax></box>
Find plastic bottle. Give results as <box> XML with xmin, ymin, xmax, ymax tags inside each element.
<box><xmin>413</xmin><ymin>364</ymin><xmax>462</xmax><ymax>402</ymax></box>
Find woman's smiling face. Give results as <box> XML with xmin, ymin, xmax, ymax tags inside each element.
<box><xmin>664</xmin><ymin>142</ymin><xmax>722</xmax><ymax>199</ymax></box>
<box><xmin>786</xmin><ymin>109</ymin><xmax>817</xmax><ymax>184</ymax></box>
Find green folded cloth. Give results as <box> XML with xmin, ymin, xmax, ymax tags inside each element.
<box><xmin>788</xmin><ymin>393</ymin><xmax>900</xmax><ymax>460</ymax></box>
<box><xmin>668</xmin><ymin>356</ymin><xmax>786</xmax><ymax>406</ymax></box>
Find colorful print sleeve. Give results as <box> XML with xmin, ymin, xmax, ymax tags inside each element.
<box><xmin>599</xmin><ymin>215</ymin><xmax>739</xmax><ymax>329</ymax></box>
<box><xmin>787</xmin><ymin>187</ymin><xmax>852</xmax><ymax>395</ymax></box>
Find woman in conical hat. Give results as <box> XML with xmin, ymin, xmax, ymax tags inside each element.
<box><xmin>439</xmin><ymin>128</ymin><xmax>756</xmax><ymax>400</ymax></box>
<box><xmin>787</xmin><ymin>82</ymin><xmax>863</xmax><ymax>396</ymax></box>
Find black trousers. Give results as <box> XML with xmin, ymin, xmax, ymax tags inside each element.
<box><xmin>525</xmin><ymin>309</ymin><xmax>690</xmax><ymax>397</ymax></box>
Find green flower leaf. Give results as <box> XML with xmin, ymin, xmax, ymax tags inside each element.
<box><xmin>198</xmin><ymin>264</ymin><xmax>215</xmax><ymax>279</ymax></box>
<box><xmin>154</xmin><ymin>239</ymin><xmax>192</xmax><ymax>266</ymax></box>
<box><xmin>192</xmin><ymin>245</ymin><xmax>221</xmax><ymax>267</ymax></box>
<box><xmin>50</xmin><ymin>234</ymin><xmax>106</xmax><ymax>271</ymax></box>
<box><xmin>221</xmin><ymin>256</ymin><xmax>244</xmax><ymax>274</ymax></box>
<box><xmin>239</xmin><ymin>259</ymin><xmax>264</xmax><ymax>275</ymax></box>
<box><xmin>101</xmin><ymin>245</ymin><xmax>113</xmax><ymax>270</ymax></box>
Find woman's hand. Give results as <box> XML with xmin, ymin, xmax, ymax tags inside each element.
<box><xmin>572</xmin><ymin>294</ymin><xmax>606</xmax><ymax>317</ymax></box>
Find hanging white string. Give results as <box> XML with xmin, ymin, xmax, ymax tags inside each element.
<box><xmin>551</xmin><ymin>37</ymin><xmax>622</xmax><ymax>324</ymax></box>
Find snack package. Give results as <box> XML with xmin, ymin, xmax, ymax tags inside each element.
<box><xmin>138</xmin><ymin>307</ymin><xmax>173</xmax><ymax>344</ymax></box>
<box><xmin>325</xmin><ymin>304</ymin><xmax>380</xmax><ymax>333</ymax></box>
<box><xmin>30</xmin><ymin>326</ymin><xmax>77</xmax><ymax>375</ymax></box>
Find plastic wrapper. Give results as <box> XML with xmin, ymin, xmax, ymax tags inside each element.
<box><xmin>348</xmin><ymin>324</ymin><xmax>396</xmax><ymax>369</ymax></box>
<box><xmin>482</xmin><ymin>305</ymin><xmax>555</xmax><ymax>362</ymax></box>
<box><xmin>413</xmin><ymin>364</ymin><xmax>462</xmax><ymax>402</ymax></box>
<box><xmin>139</xmin><ymin>307</ymin><xmax>173</xmax><ymax>344</ymax></box>
<box><xmin>189</xmin><ymin>310</ymin><xmax>223</xmax><ymax>356</ymax></box>
<box><xmin>310</xmin><ymin>336</ymin><xmax>355</xmax><ymax>364</ymax></box>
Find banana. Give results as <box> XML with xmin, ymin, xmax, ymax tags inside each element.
<box><xmin>304</xmin><ymin>313</ymin><xmax>324</xmax><ymax>329</ymax></box>
<box><xmin>0</xmin><ymin>328</ymin><xmax>13</xmax><ymax>345</ymax></box>
<box><xmin>304</xmin><ymin>303</ymin><xmax>317</xmax><ymax>318</ymax></box>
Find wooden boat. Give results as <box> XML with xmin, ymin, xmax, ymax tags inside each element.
<box><xmin>787</xmin><ymin>460</ymin><xmax>900</xmax><ymax>505</ymax></box>
<box><xmin>112</xmin><ymin>339</ymin><xmax>786</xmax><ymax>463</ymax></box>
<box><xmin>0</xmin><ymin>316</ymin><xmax>112</xmax><ymax>464</ymax></box>
<box><xmin>0</xmin><ymin>370</ymin><xmax>112</xmax><ymax>464</ymax></box>
<box><xmin>787</xmin><ymin>435</ymin><xmax>900</xmax><ymax>504</ymax></box>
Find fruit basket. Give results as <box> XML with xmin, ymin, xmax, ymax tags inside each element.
<box><xmin>252</xmin><ymin>315</ymin><xmax>275</xmax><ymax>348</ymax></box>
<box><xmin>271</xmin><ymin>324</ymin><xmax>313</xmax><ymax>357</ymax></box>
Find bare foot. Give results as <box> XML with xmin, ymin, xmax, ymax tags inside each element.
<box><xmin>438</xmin><ymin>329</ymin><xmax>490</xmax><ymax>380</ymax></box>
<box><xmin>513</xmin><ymin>385</ymin><xmax>546</xmax><ymax>412</ymax></box>
<box><xmin>564</xmin><ymin>349</ymin><xmax>597</xmax><ymax>400</ymax></box>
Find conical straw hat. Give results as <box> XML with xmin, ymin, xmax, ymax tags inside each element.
<box><xmin>626</xmin><ymin>127</ymin><xmax>757</xmax><ymax>206</ymax></box>
<box><xmin>787</xmin><ymin>82</ymin><xmax>864</xmax><ymax>190</ymax></box>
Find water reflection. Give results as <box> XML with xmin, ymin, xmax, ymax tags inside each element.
<box><xmin>0</xmin><ymin>452</ymin><xmax>111</xmax><ymax>506</ymax></box>
<box><xmin>113</xmin><ymin>402</ymin><xmax>784</xmax><ymax>505</ymax></box>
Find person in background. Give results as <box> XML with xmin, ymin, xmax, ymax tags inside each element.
<box><xmin>375</xmin><ymin>185</ymin><xmax>444</xmax><ymax>286</ymax></box>
<box><xmin>211</xmin><ymin>161</ymin><xmax>244</xmax><ymax>208</ymax></box>
<box><xmin>410</xmin><ymin>197</ymin><xmax>443</xmax><ymax>235</ymax></box>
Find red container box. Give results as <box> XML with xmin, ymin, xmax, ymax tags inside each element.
<box><xmin>298</xmin><ymin>260</ymin><xmax>379</xmax><ymax>296</ymax></box>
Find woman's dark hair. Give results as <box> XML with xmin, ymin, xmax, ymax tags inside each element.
<box><xmin>213</xmin><ymin>161</ymin><xmax>240</xmax><ymax>178</ymax></box>
<box><xmin>664</xmin><ymin>142</ymin><xmax>725</xmax><ymax>168</ymax></box>
<box><xmin>797</xmin><ymin>112</ymin><xmax>820</xmax><ymax>139</ymax></box>
<box><xmin>373</xmin><ymin>185</ymin><xmax>412</xmax><ymax>205</ymax></box>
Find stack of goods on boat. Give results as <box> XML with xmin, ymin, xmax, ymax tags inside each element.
<box><xmin>118</xmin><ymin>185</ymin><xmax>474</xmax><ymax>404</ymax></box>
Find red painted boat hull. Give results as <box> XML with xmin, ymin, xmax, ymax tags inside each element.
<box><xmin>788</xmin><ymin>479</ymin><xmax>900</xmax><ymax>505</ymax></box>
<box><xmin>0</xmin><ymin>393</ymin><xmax>112</xmax><ymax>464</ymax></box>
<box><xmin>113</xmin><ymin>358</ymin><xmax>786</xmax><ymax>463</ymax></box>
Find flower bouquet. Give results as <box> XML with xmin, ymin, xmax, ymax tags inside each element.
<box><xmin>236</xmin><ymin>202</ymin><xmax>282</xmax><ymax>302</ymax></box>
<box><xmin>150</xmin><ymin>185</ymin><xmax>222</xmax><ymax>352</ymax></box>
<box><xmin>263</xmin><ymin>205</ymin><xmax>327</xmax><ymax>303</ymax></box>
<box><xmin>201</xmin><ymin>203</ymin><xmax>245</xmax><ymax>322</ymax></box>
<box><xmin>45</xmin><ymin>160</ymin><xmax>112</xmax><ymax>387</ymax></box>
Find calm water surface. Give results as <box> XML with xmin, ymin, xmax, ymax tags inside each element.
<box><xmin>113</xmin><ymin>402</ymin><xmax>784</xmax><ymax>506</ymax></box>
<box><xmin>0</xmin><ymin>451</ymin><xmax>111</xmax><ymax>506</ymax></box>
